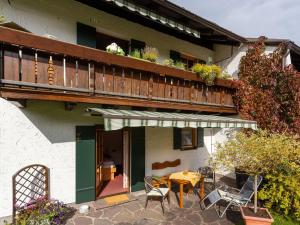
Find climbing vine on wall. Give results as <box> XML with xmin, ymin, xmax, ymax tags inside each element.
<box><xmin>234</xmin><ymin>37</ymin><xmax>300</xmax><ymax>135</ymax></box>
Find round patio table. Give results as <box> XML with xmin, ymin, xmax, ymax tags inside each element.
<box><xmin>168</xmin><ymin>171</ymin><xmax>205</xmax><ymax>208</ymax></box>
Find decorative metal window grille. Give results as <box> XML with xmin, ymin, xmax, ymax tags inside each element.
<box><xmin>12</xmin><ymin>164</ymin><xmax>49</xmax><ymax>223</ymax></box>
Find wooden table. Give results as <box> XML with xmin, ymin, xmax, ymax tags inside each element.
<box><xmin>168</xmin><ymin>174</ymin><xmax>205</xmax><ymax>208</ymax></box>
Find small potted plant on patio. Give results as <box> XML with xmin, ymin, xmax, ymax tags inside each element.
<box><xmin>210</xmin><ymin>129</ymin><xmax>299</xmax><ymax>225</ymax></box>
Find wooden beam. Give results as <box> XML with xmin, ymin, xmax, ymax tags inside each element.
<box><xmin>0</xmin><ymin>88</ymin><xmax>237</xmax><ymax>113</ymax></box>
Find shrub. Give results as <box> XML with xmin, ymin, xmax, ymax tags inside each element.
<box><xmin>142</xmin><ymin>46</ymin><xmax>159</xmax><ymax>62</ymax></box>
<box><xmin>163</xmin><ymin>58</ymin><xmax>174</xmax><ymax>67</ymax></box>
<box><xmin>174</xmin><ymin>61</ymin><xmax>186</xmax><ymax>70</ymax></box>
<box><xmin>129</xmin><ymin>49</ymin><xmax>142</xmax><ymax>59</ymax></box>
<box><xmin>211</xmin><ymin>129</ymin><xmax>300</xmax><ymax>214</ymax></box>
<box><xmin>259</xmin><ymin>173</ymin><xmax>300</xmax><ymax>221</ymax></box>
<box><xmin>12</xmin><ymin>198</ymin><xmax>75</xmax><ymax>225</ymax></box>
<box><xmin>192</xmin><ymin>64</ymin><xmax>222</xmax><ymax>85</ymax></box>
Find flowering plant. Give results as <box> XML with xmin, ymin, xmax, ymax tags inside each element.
<box><xmin>192</xmin><ymin>64</ymin><xmax>222</xmax><ymax>85</ymax></box>
<box><xmin>106</xmin><ymin>43</ymin><xmax>125</xmax><ymax>56</ymax></box>
<box><xmin>13</xmin><ymin>198</ymin><xmax>75</xmax><ymax>225</ymax></box>
<box><xmin>142</xmin><ymin>46</ymin><xmax>159</xmax><ymax>62</ymax></box>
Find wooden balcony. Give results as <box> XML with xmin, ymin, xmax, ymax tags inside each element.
<box><xmin>0</xmin><ymin>26</ymin><xmax>236</xmax><ymax>113</ymax></box>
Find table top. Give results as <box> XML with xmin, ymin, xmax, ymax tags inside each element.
<box><xmin>169</xmin><ymin>171</ymin><xmax>201</xmax><ymax>187</ymax></box>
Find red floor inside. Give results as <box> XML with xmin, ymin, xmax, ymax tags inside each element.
<box><xmin>97</xmin><ymin>174</ymin><xmax>128</xmax><ymax>198</ymax></box>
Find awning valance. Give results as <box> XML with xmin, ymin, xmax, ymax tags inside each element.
<box><xmin>87</xmin><ymin>108</ymin><xmax>257</xmax><ymax>131</ymax></box>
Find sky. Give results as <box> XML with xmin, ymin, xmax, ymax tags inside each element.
<box><xmin>170</xmin><ymin>0</ymin><xmax>300</xmax><ymax>45</ymax></box>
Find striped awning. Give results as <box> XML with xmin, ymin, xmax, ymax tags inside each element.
<box><xmin>87</xmin><ymin>108</ymin><xmax>257</xmax><ymax>131</ymax></box>
<box><xmin>105</xmin><ymin>0</ymin><xmax>201</xmax><ymax>38</ymax></box>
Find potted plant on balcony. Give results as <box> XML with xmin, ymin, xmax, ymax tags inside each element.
<box><xmin>142</xmin><ymin>46</ymin><xmax>159</xmax><ymax>62</ymax></box>
<box><xmin>210</xmin><ymin>130</ymin><xmax>298</xmax><ymax>225</ymax></box>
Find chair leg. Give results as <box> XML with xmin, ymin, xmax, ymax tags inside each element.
<box><xmin>160</xmin><ymin>199</ymin><xmax>165</xmax><ymax>214</ymax></box>
<box><xmin>145</xmin><ymin>196</ymin><xmax>149</xmax><ymax>209</ymax></box>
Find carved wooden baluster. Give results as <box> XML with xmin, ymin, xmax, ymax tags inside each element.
<box><xmin>148</xmin><ymin>74</ymin><xmax>153</xmax><ymax>99</ymax></box>
<box><xmin>183</xmin><ymin>80</ymin><xmax>186</xmax><ymax>100</ymax></box>
<box><xmin>177</xmin><ymin>79</ymin><xmax>180</xmax><ymax>100</ymax></box>
<box><xmin>121</xmin><ymin>68</ymin><xmax>125</xmax><ymax>93</ymax></box>
<box><xmin>195</xmin><ymin>83</ymin><xmax>199</xmax><ymax>103</ymax></box>
<box><xmin>112</xmin><ymin>67</ymin><xmax>115</xmax><ymax>92</ymax></box>
<box><xmin>34</xmin><ymin>51</ymin><xmax>38</xmax><ymax>83</ymax></box>
<box><xmin>102</xmin><ymin>65</ymin><xmax>105</xmax><ymax>91</ymax></box>
<box><xmin>170</xmin><ymin>78</ymin><xmax>173</xmax><ymax>98</ymax></box>
<box><xmin>18</xmin><ymin>49</ymin><xmax>22</xmax><ymax>81</ymax></box>
<box><xmin>89</xmin><ymin>62</ymin><xmax>95</xmax><ymax>92</ymax></box>
<box><xmin>63</xmin><ymin>57</ymin><xmax>66</xmax><ymax>87</ymax></box>
<box><xmin>164</xmin><ymin>76</ymin><xmax>167</xmax><ymax>99</ymax></box>
<box><xmin>139</xmin><ymin>72</ymin><xmax>142</xmax><ymax>96</ymax></box>
<box><xmin>75</xmin><ymin>60</ymin><xmax>79</xmax><ymax>87</ymax></box>
<box><xmin>47</xmin><ymin>56</ymin><xmax>55</xmax><ymax>85</ymax></box>
<box><xmin>130</xmin><ymin>71</ymin><xmax>133</xmax><ymax>95</ymax></box>
<box><xmin>190</xmin><ymin>81</ymin><xmax>195</xmax><ymax>103</ymax></box>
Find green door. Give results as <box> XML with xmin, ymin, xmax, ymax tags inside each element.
<box><xmin>131</xmin><ymin>127</ymin><xmax>145</xmax><ymax>192</ymax></box>
<box><xmin>76</xmin><ymin>126</ymin><xmax>96</xmax><ymax>203</ymax></box>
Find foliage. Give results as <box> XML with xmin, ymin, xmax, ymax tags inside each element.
<box><xmin>221</xmin><ymin>70</ymin><xmax>233</xmax><ymax>80</ymax></box>
<box><xmin>192</xmin><ymin>63</ymin><xmax>222</xmax><ymax>85</ymax></box>
<box><xmin>11</xmin><ymin>198</ymin><xmax>75</xmax><ymax>225</ymax></box>
<box><xmin>259</xmin><ymin>173</ymin><xmax>300</xmax><ymax>221</ymax></box>
<box><xmin>142</xmin><ymin>46</ymin><xmax>159</xmax><ymax>62</ymax></box>
<box><xmin>174</xmin><ymin>61</ymin><xmax>186</xmax><ymax>70</ymax></box>
<box><xmin>129</xmin><ymin>49</ymin><xmax>142</xmax><ymax>59</ymax></box>
<box><xmin>0</xmin><ymin>15</ymin><xmax>5</xmax><ymax>23</ymax></box>
<box><xmin>163</xmin><ymin>58</ymin><xmax>174</xmax><ymax>67</ymax></box>
<box><xmin>234</xmin><ymin>37</ymin><xmax>300</xmax><ymax>135</ymax></box>
<box><xmin>211</xmin><ymin>129</ymin><xmax>300</xmax><ymax>213</ymax></box>
<box><xmin>106</xmin><ymin>43</ymin><xmax>125</xmax><ymax>56</ymax></box>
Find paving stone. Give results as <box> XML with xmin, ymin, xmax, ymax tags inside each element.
<box><xmin>87</xmin><ymin>209</ymin><xmax>103</xmax><ymax>218</ymax></box>
<box><xmin>94</xmin><ymin>218</ymin><xmax>113</xmax><ymax>225</ymax></box>
<box><xmin>102</xmin><ymin>205</ymin><xmax>122</xmax><ymax>218</ymax></box>
<box><xmin>73</xmin><ymin>216</ymin><xmax>93</xmax><ymax>225</ymax></box>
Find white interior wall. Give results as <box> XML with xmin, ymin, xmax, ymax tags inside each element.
<box><xmin>0</xmin><ymin>99</ymin><xmax>103</xmax><ymax>217</ymax></box>
<box><xmin>0</xmin><ymin>0</ymin><xmax>213</xmax><ymax>63</ymax></box>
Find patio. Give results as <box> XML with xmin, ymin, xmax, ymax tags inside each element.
<box><xmin>66</xmin><ymin>177</ymin><xmax>243</xmax><ymax>225</ymax></box>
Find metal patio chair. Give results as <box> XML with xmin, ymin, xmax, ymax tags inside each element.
<box><xmin>200</xmin><ymin>176</ymin><xmax>263</xmax><ymax>218</ymax></box>
<box><xmin>144</xmin><ymin>176</ymin><xmax>170</xmax><ymax>214</ymax></box>
<box><xmin>198</xmin><ymin>166</ymin><xmax>216</xmax><ymax>189</ymax></box>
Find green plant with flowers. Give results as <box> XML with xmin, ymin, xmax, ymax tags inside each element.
<box><xmin>106</xmin><ymin>43</ymin><xmax>125</xmax><ymax>56</ymax></box>
<box><xmin>6</xmin><ymin>198</ymin><xmax>75</xmax><ymax>225</ymax></box>
<box><xmin>142</xmin><ymin>46</ymin><xmax>159</xmax><ymax>62</ymax></box>
<box><xmin>192</xmin><ymin>63</ymin><xmax>222</xmax><ymax>85</ymax></box>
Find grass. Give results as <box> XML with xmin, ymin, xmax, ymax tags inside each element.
<box><xmin>236</xmin><ymin>212</ymin><xmax>299</xmax><ymax>225</ymax></box>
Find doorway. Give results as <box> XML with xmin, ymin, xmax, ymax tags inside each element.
<box><xmin>96</xmin><ymin>128</ymin><xmax>129</xmax><ymax>198</ymax></box>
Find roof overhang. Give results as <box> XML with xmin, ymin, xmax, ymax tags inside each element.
<box><xmin>76</xmin><ymin>0</ymin><xmax>246</xmax><ymax>48</ymax></box>
<box><xmin>87</xmin><ymin>108</ymin><xmax>257</xmax><ymax>131</ymax></box>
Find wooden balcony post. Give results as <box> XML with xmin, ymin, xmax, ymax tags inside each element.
<box><xmin>89</xmin><ymin>62</ymin><xmax>95</xmax><ymax>92</ymax></box>
<box><xmin>0</xmin><ymin>44</ymin><xmax>3</xmax><ymax>81</ymax></box>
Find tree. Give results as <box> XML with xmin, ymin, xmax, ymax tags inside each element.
<box><xmin>211</xmin><ymin>130</ymin><xmax>300</xmax><ymax>214</ymax></box>
<box><xmin>234</xmin><ymin>37</ymin><xmax>300</xmax><ymax>135</ymax></box>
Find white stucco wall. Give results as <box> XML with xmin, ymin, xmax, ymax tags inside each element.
<box><xmin>0</xmin><ymin>99</ymin><xmax>103</xmax><ymax>218</ymax></box>
<box><xmin>0</xmin><ymin>0</ymin><xmax>213</xmax><ymax>63</ymax></box>
<box><xmin>145</xmin><ymin>127</ymin><xmax>233</xmax><ymax>177</ymax></box>
<box><xmin>215</xmin><ymin>43</ymin><xmax>291</xmax><ymax>78</ymax></box>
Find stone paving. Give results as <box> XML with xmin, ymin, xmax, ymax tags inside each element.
<box><xmin>66</xmin><ymin>191</ymin><xmax>243</xmax><ymax>225</ymax></box>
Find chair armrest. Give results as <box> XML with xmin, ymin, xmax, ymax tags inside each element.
<box><xmin>218</xmin><ymin>185</ymin><xmax>241</xmax><ymax>194</ymax></box>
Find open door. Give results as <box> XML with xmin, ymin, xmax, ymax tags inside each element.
<box><xmin>95</xmin><ymin>127</ymin><xmax>104</xmax><ymax>197</ymax></box>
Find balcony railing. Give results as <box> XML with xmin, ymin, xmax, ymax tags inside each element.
<box><xmin>0</xmin><ymin>26</ymin><xmax>236</xmax><ymax>113</ymax></box>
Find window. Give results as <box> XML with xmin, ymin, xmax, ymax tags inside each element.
<box><xmin>173</xmin><ymin>127</ymin><xmax>204</xmax><ymax>150</ymax></box>
<box><xmin>181</xmin><ymin>128</ymin><xmax>197</xmax><ymax>150</ymax></box>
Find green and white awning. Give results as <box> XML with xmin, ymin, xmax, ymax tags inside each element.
<box><xmin>105</xmin><ymin>0</ymin><xmax>201</xmax><ymax>38</ymax></box>
<box><xmin>87</xmin><ymin>108</ymin><xmax>257</xmax><ymax>131</ymax></box>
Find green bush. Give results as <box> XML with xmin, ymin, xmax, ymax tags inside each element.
<box><xmin>130</xmin><ymin>49</ymin><xmax>142</xmax><ymax>59</ymax></box>
<box><xmin>259</xmin><ymin>173</ymin><xmax>300</xmax><ymax>221</ymax></box>
<box><xmin>142</xmin><ymin>46</ymin><xmax>159</xmax><ymax>62</ymax></box>
<box><xmin>192</xmin><ymin>64</ymin><xmax>222</xmax><ymax>85</ymax></box>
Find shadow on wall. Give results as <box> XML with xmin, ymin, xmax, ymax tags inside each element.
<box><xmin>15</xmin><ymin>100</ymin><xmax>103</xmax><ymax>144</ymax></box>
